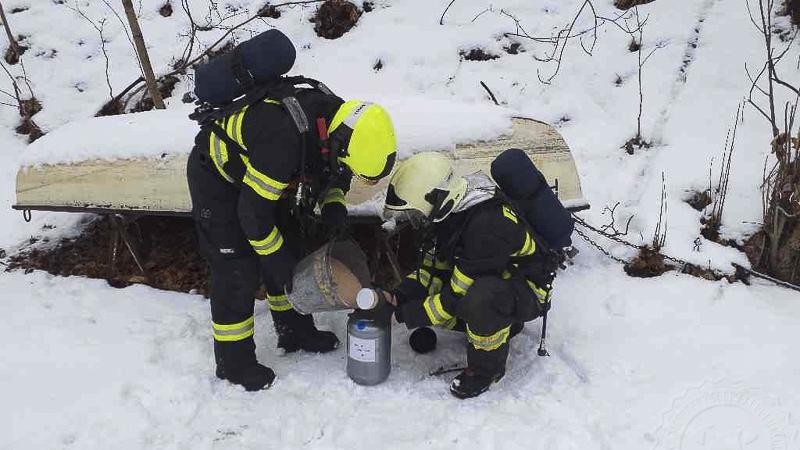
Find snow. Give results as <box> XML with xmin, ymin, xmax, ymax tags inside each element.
<box><xmin>21</xmin><ymin>97</ymin><xmax>513</xmax><ymax>165</ymax></box>
<box><xmin>2</xmin><ymin>258</ymin><xmax>799</xmax><ymax>449</ymax></box>
<box><xmin>22</xmin><ymin>105</ymin><xmax>198</xmax><ymax>165</ymax></box>
<box><xmin>2</xmin><ymin>0</ymin><xmax>800</xmax><ymax>448</ymax></box>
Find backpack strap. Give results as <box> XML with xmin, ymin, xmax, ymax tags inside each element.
<box><xmin>190</xmin><ymin>75</ymin><xmax>342</xmax><ymax>209</ymax></box>
<box><xmin>230</xmin><ymin>46</ymin><xmax>255</xmax><ymax>92</ymax></box>
<box><xmin>493</xmin><ymin>190</ymin><xmax>552</xmax><ymax>255</ymax></box>
<box><xmin>282</xmin><ymin>96</ymin><xmax>310</xmax><ymax>133</ymax></box>
<box><xmin>207</xmin><ymin>121</ymin><xmax>247</xmax><ymax>184</ymax></box>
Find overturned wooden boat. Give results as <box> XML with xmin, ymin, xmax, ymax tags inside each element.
<box><xmin>14</xmin><ymin>117</ymin><xmax>588</xmax><ymax>218</ymax></box>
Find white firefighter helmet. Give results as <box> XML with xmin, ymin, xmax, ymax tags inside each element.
<box><xmin>384</xmin><ymin>152</ymin><xmax>468</xmax><ymax>223</ymax></box>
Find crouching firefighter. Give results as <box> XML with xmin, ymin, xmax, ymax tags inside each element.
<box><xmin>383</xmin><ymin>151</ymin><xmax>571</xmax><ymax>399</ymax></box>
<box><xmin>188</xmin><ymin>84</ymin><xmax>397</xmax><ymax>391</ymax></box>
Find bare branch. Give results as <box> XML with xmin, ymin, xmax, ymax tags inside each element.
<box><xmin>746</xmin><ymin>0</ymin><xmax>764</xmax><ymax>32</ymax></box>
<box><xmin>640</xmin><ymin>44</ymin><xmax>664</xmax><ymax>66</ymax></box>
<box><xmin>63</xmin><ymin>2</ymin><xmax>115</xmax><ymax>99</ymax></box>
<box><xmin>99</xmin><ymin>0</ymin><xmax>140</xmax><ymax>69</ymax></box>
<box><xmin>440</xmin><ymin>0</ymin><xmax>457</xmax><ymax>25</ymax></box>
<box><xmin>0</xmin><ymin>1</ymin><xmax>22</xmax><ymax>64</ymax></box>
<box><xmin>108</xmin><ymin>0</ymin><xmax>323</xmax><ymax>110</ymax></box>
<box><xmin>502</xmin><ymin>1</ymin><xmax>637</xmax><ymax>84</ymax></box>
<box><xmin>652</xmin><ymin>172</ymin><xmax>668</xmax><ymax>251</ymax></box>
<box><xmin>599</xmin><ymin>202</ymin><xmax>635</xmax><ymax>237</ymax></box>
<box><xmin>746</xmin><ymin>60</ymin><xmax>770</xmax><ymax>97</ymax></box>
<box><xmin>471</xmin><ymin>6</ymin><xmax>493</xmax><ymax>23</ymax></box>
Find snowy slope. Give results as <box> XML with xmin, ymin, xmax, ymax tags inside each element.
<box><xmin>1</xmin><ymin>0</ymin><xmax>800</xmax><ymax>449</ymax></box>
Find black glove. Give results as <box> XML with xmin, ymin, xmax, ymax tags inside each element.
<box><xmin>371</xmin><ymin>290</ymin><xmax>397</xmax><ymax>322</ymax></box>
<box><xmin>528</xmin><ymin>249</ymin><xmax>562</xmax><ymax>288</ymax></box>
<box><xmin>391</xmin><ymin>291</ymin><xmax>406</xmax><ymax>323</ymax></box>
<box><xmin>263</xmin><ymin>249</ymin><xmax>297</xmax><ymax>295</ymax></box>
<box><xmin>321</xmin><ymin>203</ymin><xmax>348</xmax><ymax>238</ymax></box>
<box><xmin>524</xmin><ymin>252</ymin><xmax>559</xmax><ymax>316</ymax></box>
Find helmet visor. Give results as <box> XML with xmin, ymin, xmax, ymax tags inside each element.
<box><xmin>352</xmin><ymin>172</ymin><xmax>381</xmax><ymax>186</ymax></box>
<box><xmin>357</xmin><ymin>152</ymin><xmax>396</xmax><ymax>184</ymax></box>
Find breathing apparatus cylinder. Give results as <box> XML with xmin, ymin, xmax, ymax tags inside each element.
<box><xmin>490</xmin><ymin>148</ymin><xmax>574</xmax><ymax>249</ymax></box>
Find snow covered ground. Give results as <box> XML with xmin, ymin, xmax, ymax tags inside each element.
<box><xmin>1</xmin><ymin>0</ymin><xmax>799</xmax><ymax>449</ymax></box>
<box><xmin>3</xmin><ymin>259</ymin><xmax>799</xmax><ymax>449</ymax></box>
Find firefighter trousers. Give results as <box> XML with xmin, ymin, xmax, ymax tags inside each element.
<box><xmin>453</xmin><ymin>276</ymin><xmax>541</xmax><ymax>353</ymax></box>
<box><xmin>187</xmin><ymin>147</ymin><xmax>301</xmax><ymax>370</ymax></box>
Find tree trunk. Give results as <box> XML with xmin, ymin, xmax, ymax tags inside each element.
<box><xmin>0</xmin><ymin>0</ymin><xmax>21</xmax><ymax>64</ymax></box>
<box><xmin>121</xmin><ymin>0</ymin><xmax>165</xmax><ymax>110</ymax></box>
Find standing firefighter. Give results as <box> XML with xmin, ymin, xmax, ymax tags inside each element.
<box><xmin>188</xmin><ymin>89</ymin><xmax>396</xmax><ymax>391</ymax></box>
<box><xmin>384</xmin><ymin>151</ymin><xmax>569</xmax><ymax>399</ymax></box>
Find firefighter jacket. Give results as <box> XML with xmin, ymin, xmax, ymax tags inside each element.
<box><xmin>194</xmin><ymin>89</ymin><xmax>349</xmax><ymax>287</ymax></box>
<box><xmin>396</xmin><ymin>194</ymin><xmax>552</xmax><ymax>340</ymax></box>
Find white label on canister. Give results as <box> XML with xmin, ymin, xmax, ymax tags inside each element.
<box><xmin>349</xmin><ymin>335</ymin><xmax>377</xmax><ymax>362</ymax></box>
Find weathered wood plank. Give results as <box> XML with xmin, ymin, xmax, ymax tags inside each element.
<box><xmin>16</xmin><ymin>117</ymin><xmax>586</xmax><ymax>214</ymax></box>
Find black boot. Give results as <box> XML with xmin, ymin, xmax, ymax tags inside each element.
<box><xmin>450</xmin><ymin>344</ymin><xmax>509</xmax><ymax>399</ymax></box>
<box><xmin>214</xmin><ymin>339</ymin><xmax>275</xmax><ymax>391</ymax></box>
<box><xmin>271</xmin><ymin>309</ymin><xmax>340</xmax><ymax>353</ymax></box>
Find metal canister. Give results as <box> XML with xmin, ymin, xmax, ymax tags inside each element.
<box><xmin>288</xmin><ymin>240</ymin><xmax>371</xmax><ymax>314</ymax></box>
<box><xmin>346</xmin><ymin>306</ymin><xmax>392</xmax><ymax>386</ymax></box>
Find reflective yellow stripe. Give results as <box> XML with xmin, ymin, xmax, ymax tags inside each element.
<box><xmin>226</xmin><ymin>106</ymin><xmax>249</xmax><ymax>148</ymax></box>
<box><xmin>320</xmin><ymin>188</ymin><xmax>346</xmax><ymax>207</ymax></box>
<box><xmin>208</xmin><ymin>131</ymin><xmax>234</xmax><ymax>183</ymax></box>
<box><xmin>422</xmin><ymin>293</ymin><xmax>453</xmax><ymax>325</ymax></box>
<box><xmin>502</xmin><ymin>205</ymin><xmax>518</xmax><ymax>223</ymax></box>
<box><xmin>407</xmin><ymin>268</ymin><xmax>432</xmax><ymax>287</ymax></box>
<box><xmin>267</xmin><ymin>294</ymin><xmax>293</xmax><ymax>312</ymax></box>
<box><xmin>450</xmin><ymin>266</ymin><xmax>474</xmax><ymax>295</ymax></box>
<box><xmin>467</xmin><ymin>325</ymin><xmax>511</xmax><ymax>351</ymax></box>
<box><xmin>513</xmin><ymin>232</ymin><xmax>536</xmax><ymax>257</ymax></box>
<box><xmin>422</xmin><ymin>252</ymin><xmax>434</xmax><ymax>268</ymax></box>
<box><xmin>225</xmin><ymin>115</ymin><xmax>235</xmax><ymax>144</ymax></box>
<box><xmin>241</xmin><ymin>160</ymin><xmax>288</xmax><ymax>201</ymax></box>
<box><xmin>422</xmin><ymin>253</ymin><xmax>450</xmax><ymax>272</ymax></box>
<box><xmin>213</xmin><ymin>316</ymin><xmax>255</xmax><ymax>342</ymax></box>
<box><xmin>439</xmin><ymin>317</ymin><xmax>458</xmax><ymax>330</ymax></box>
<box><xmin>249</xmin><ymin>226</ymin><xmax>284</xmax><ymax>256</ymax></box>
<box><xmin>264</xmin><ymin>98</ymin><xmax>281</xmax><ymax>105</ymax></box>
<box><xmin>527</xmin><ymin>280</ymin><xmax>550</xmax><ymax>304</ymax></box>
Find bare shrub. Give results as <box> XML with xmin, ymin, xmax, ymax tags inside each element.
<box><xmin>701</xmin><ymin>105</ymin><xmax>742</xmax><ymax>242</ymax></box>
<box><xmin>745</xmin><ymin>0</ymin><xmax>800</xmax><ymax>284</ymax></box>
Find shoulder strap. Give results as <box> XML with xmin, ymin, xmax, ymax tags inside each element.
<box><xmin>189</xmin><ymin>84</ymin><xmax>270</xmax><ymax>125</ymax></box>
<box><xmin>190</xmin><ymin>75</ymin><xmax>336</xmax><ymax>131</ymax></box>
<box><xmin>191</xmin><ymin>75</ymin><xmax>341</xmax><ymax>208</ymax></box>
<box><xmin>494</xmin><ymin>189</ymin><xmax>553</xmax><ymax>255</ymax></box>
<box><xmin>435</xmin><ymin>198</ymin><xmax>501</xmax><ymax>262</ymax></box>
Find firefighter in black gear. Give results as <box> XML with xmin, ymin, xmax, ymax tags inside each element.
<box><xmin>188</xmin><ymin>91</ymin><xmax>397</xmax><ymax>391</ymax></box>
<box><xmin>384</xmin><ymin>152</ymin><xmax>556</xmax><ymax>399</ymax></box>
